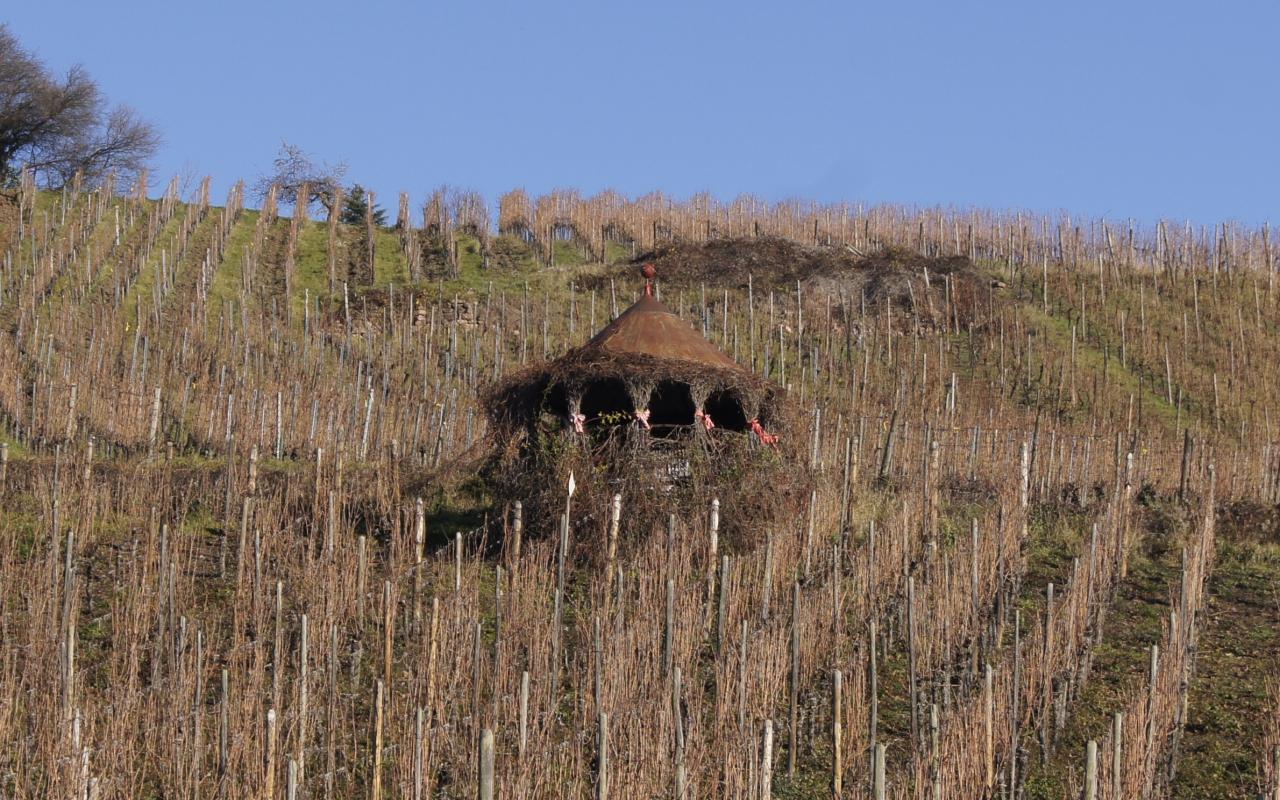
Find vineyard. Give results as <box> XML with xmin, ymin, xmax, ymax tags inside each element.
<box><xmin>1</xmin><ymin>172</ymin><xmax>1278</xmax><ymax>799</ymax></box>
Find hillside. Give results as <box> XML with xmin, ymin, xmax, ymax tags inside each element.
<box><xmin>0</xmin><ymin>181</ymin><xmax>1277</xmax><ymax>799</ymax></box>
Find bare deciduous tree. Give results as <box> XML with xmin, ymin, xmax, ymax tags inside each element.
<box><xmin>0</xmin><ymin>24</ymin><xmax>159</xmax><ymax>188</ymax></box>
<box><xmin>254</xmin><ymin>141</ymin><xmax>347</xmax><ymax>215</ymax></box>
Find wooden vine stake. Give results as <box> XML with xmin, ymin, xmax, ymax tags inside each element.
<box><xmin>831</xmin><ymin>669</ymin><xmax>843</xmax><ymax>798</ymax></box>
<box><xmin>478</xmin><ymin>728</ymin><xmax>495</xmax><ymax>800</ymax></box>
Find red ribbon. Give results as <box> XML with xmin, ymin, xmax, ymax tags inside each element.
<box><xmin>695</xmin><ymin>409</ymin><xmax>715</xmax><ymax>430</ymax></box>
<box><xmin>634</xmin><ymin>409</ymin><xmax>651</xmax><ymax>430</ymax></box>
<box><xmin>749</xmin><ymin>418</ymin><xmax>778</xmax><ymax>446</ymax></box>
<box><xmin>570</xmin><ymin>413</ymin><xmax>586</xmax><ymax>434</ymax></box>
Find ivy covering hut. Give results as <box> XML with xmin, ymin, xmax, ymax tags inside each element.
<box><xmin>484</xmin><ymin>264</ymin><xmax>805</xmax><ymax>551</ymax></box>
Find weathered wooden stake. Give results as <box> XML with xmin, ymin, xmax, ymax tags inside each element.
<box><xmin>930</xmin><ymin>703</ymin><xmax>941</xmax><ymax>800</ymax></box>
<box><xmin>265</xmin><ymin>708</ymin><xmax>278</xmax><ymax>800</ymax></box>
<box><xmin>664</xmin><ymin>578</ymin><xmax>675</xmax><ymax>677</ymax></box>
<box><xmin>478</xmin><ymin>728</ymin><xmax>495</xmax><ymax>800</ymax></box>
<box><xmin>371</xmin><ymin>681</ymin><xmax>385</xmax><ymax>800</ymax></box>
<box><xmin>519</xmin><ymin>670</ymin><xmax>529</xmax><ymax>760</ymax></box>
<box><xmin>873</xmin><ymin>743</ymin><xmax>886</xmax><ymax>800</ymax></box>
<box><xmin>869</xmin><ymin>621</ymin><xmax>878</xmax><ymax>775</ymax></box>
<box><xmin>984</xmin><ymin>663</ymin><xmax>994</xmax><ymax>789</ymax></box>
<box><xmin>789</xmin><ymin>582</ymin><xmax>800</xmax><ymax>777</ymax></box>
<box><xmin>1112</xmin><ymin>711</ymin><xmax>1124</xmax><ymax>799</ymax></box>
<box><xmin>832</xmin><ymin>669</ymin><xmax>843</xmax><ymax>798</ymax></box>
<box><xmin>414</xmin><ymin>707</ymin><xmax>424</xmax><ymax>800</ymax></box>
<box><xmin>597</xmin><ymin>711</ymin><xmax>609</xmax><ymax>800</ymax></box>
<box><xmin>761</xmin><ymin>719</ymin><xmax>774</xmax><ymax>800</ymax></box>
<box><xmin>1146</xmin><ymin>644</ymin><xmax>1159</xmax><ymax>754</ymax></box>
<box><xmin>908</xmin><ymin>576</ymin><xmax>920</xmax><ymax>747</ymax></box>
<box><xmin>510</xmin><ymin>500</ymin><xmax>523</xmax><ymax>572</ymax></box>
<box><xmin>1085</xmin><ymin>739</ymin><xmax>1098</xmax><ymax>800</ymax></box>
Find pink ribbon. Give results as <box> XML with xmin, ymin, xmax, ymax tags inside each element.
<box><xmin>570</xmin><ymin>413</ymin><xmax>586</xmax><ymax>434</ymax></box>
<box><xmin>634</xmin><ymin>409</ymin><xmax>651</xmax><ymax>430</ymax></box>
<box><xmin>749</xmin><ymin>418</ymin><xmax>778</xmax><ymax>446</ymax></box>
<box><xmin>695</xmin><ymin>409</ymin><xmax>715</xmax><ymax>430</ymax></box>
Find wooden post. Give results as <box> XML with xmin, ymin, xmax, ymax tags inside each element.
<box><xmin>761</xmin><ymin>720</ymin><xmax>774</xmax><ymax>800</ymax></box>
<box><xmin>804</xmin><ymin>489</ymin><xmax>817</xmax><ymax>578</ymax></box>
<box><xmin>873</xmin><ymin>743</ymin><xmax>886</xmax><ymax>800</ymax></box>
<box><xmin>1042</xmin><ymin>582</ymin><xmax>1055</xmax><ymax>758</ymax></box>
<box><xmin>219</xmin><ymin>669</ymin><xmax>230</xmax><ymax>783</ymax></box>
<box><xmin>356</xmin><ymin>536</ymin><xmax>367</xmax><ymax>624</ymax></box>
<box><xmin>148</xmin><ymin>386</ymin><xmax>161</xmax><ymax>456</ymax></box>
<box><xmin>1179</xmin><ymin>430</ymin><xmax>1193</xmax><ymax>501</ymax></box>
<box><xmin>372</xmin><ymin>681</ymin><xmax>384</xmax><ymax>800</ymax></box>
<box><xmin>674</xmin><ymin>667</ymin><xmax>687</xmax><ymax>797</ymax></box>
<box><xmin>265</xmin><ymin>708</ymin><xmax>278</xmax><ymax>800</ymax></box>
<box><xmin>984</xmin><ymin>663</ymin><xmax>994</xmax><ymax>789</ymax></box>
<box><xmin>593</xmin><ymin>615</ymin><xmax>604</xmax><ymax>710</ymax></box>
<box><xmin>1146</xmin><ymin>644</ymin><xmax>1159</xmax><ymax>754</ymax></box>
<box><xmin>789</xmin><ymin>582</ymin><xmax>800</xmax><ymax>777</ymax></box>
<box><xmin>606</xmin><ymin>494</ymin><xmax>621</xmax><ymax>585</ymax></box>
<box><xmin>664</xmin><ymin>578</ymin><xmax>675</xmax><ymax>677</ymax></box>
<box><xmin>1011</xmin><ymin>609</ymin><xmax>1021</xmax><ymax>792</ymax></box>
<box><xmin>597</xmin><ymin>711</ymin><xmax>609</xmax><ymax>800</ymax></box>
<box><xmin>1112</xmin><ymin>711</ymin><xmax>1124</xmax><ymax>799</ymax></box>
<box><xmin>510</xmin><ymin>500</ymin><xmax>523</xmax><ymax>572</ymax></box>
<box><xmin>930</xmin><ymin>703</ymin><xmax>940</xmax><ymax>800</ymax></box>
<box><xmin>869</xmin><ymin>621</ymin><xmax>878</xmax><ymax>775</ymax></box>
<box><xmin>908</xmin><ymin>576</ymin><xmax>919</xmax><ymax>747</ymax></box>
<box><xmin>455</xmin><ymin>531</ymin><xmax>464</xmax><ymax>595</ymax></box>
<box><xmin>478</xmin><ymin>728</ymin><xmax>495</xmax><ymax>800</ymax></box>
<box><xmin>1085</xmin><ymin>740</ymin><xmax>1098</xmax><ymax>800</ymax></box>
<box><xmin>298</xmin><ymin>614</ymin><xmax>309</xmax><ymax>785</ymax></box>
<box><xmin>423</xmin><ymin>599</ymin><xmax>440</xmax><ymax>798</ymax></box>
<box><xmin>414</xmin><ymin>707</ymin><xmax>424</xmax><ymax>800</ymax></box>
<box><xmin>413</xmin><ymin>499</ymin><xmax>426</xmax><ymax>629</ymax></box>
<box><xmin>718</xmin><ymin>556</ymin><xmax>730</xmax><ymax>653</ymax></box>
<box><xmin>832</xmin><ymin>669</ymin><xmax>843</xmax><ymax>798</ymax></box>
<box><xmin>839</xmin><ymin>437</ymin><xmax>852</xmax><ymax>531</ymax></box>
<box><xmin>738</xmin><ymin>619</ymin><xmax>749</xmax><ymax>733</ymax></box>
<box><xmin>519</xmin><ymin>671</ymin><xmax>529</xmax><ymax>760</ymax></box>
<box><xmin>1020</xmin><ymin>441</ymin><xmax>1030</xmax><ymax>508</ymax></box>
<box><xmin>383</xmin><ymin>581</ymin><xmax>394</xmax><ymax>695</ymax></box>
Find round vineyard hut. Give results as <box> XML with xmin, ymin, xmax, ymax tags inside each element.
<box><xmin>485</xmin><ymin>265</ymin><xmax>799</xmax><ymax>547</ymax></box>
<box><xmin>487</xmin><ymin>264</ymin><xmax>785</xmax><ymax>446</ymax></box>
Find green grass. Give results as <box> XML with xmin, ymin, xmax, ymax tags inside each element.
<box><xmin>208</xmin><ymin>209</ymin><xmax>261</xmax><ymax>323</ymax></box>
<box><xmin>1023</xmin><ymin>304</ymin><xmax>1181</xmax><ymax>434</ymax></box>
<box><xmin>372</xmin><ymin>227</ymin><xmax>408</xmax><ymax>286</ymax></box>
<box><xmin>291</xmin><ymin>219</ymin><xmax>332</xmax><ymax>319</ymax></box>
<box><xmin>121</xmin><ymin>211</ymin><xmax>186</xmax><ymax>328</ymax></box>
<box><xmin>1170</xmin><ymin>536</ymin><xmax>1280</xmax><ymax>799</ymax></box>
<box><xmin>0</xmin><ymin>432</ymin><xmax>28</xmax><ymax>456</ymax></box>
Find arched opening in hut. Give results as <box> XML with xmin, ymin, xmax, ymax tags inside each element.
<box><xmin>579</xmin><ymin>378</ymin><xmax>632</xmax><ymax>427</ymax></box>
<box><xmin>648</xmin><ymin>381</ymin><xmax>695</xmax><ymax>437</ymax></box>
<box><xmin>703</xmin><ymin>389</ymin><xmax>748</xmax><ymax>432</ymax></box>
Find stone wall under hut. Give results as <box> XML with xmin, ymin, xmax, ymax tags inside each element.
<box><xmin>483</xmin><ymin>351</ymin><xmax>809</xmax><ymax>559</ymax></box>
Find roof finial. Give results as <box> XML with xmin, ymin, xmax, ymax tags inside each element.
<box><xmin>641</xmin><ymin>262</ymin><xmax>656</xmax><ymax>297</ymax></box>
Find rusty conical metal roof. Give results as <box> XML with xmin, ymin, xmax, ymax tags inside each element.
<box><xmin>583</xmin><ymin>293</ymin><xmax>743</xmax><ymax>371</ymax></box>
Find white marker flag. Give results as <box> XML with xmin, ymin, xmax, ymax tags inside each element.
<box><xmin>567</xmin><ymin>470</ymin><xmax>576</xmax><ymax>498</ymax></box>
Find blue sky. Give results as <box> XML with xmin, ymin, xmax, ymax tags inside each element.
<box><xmin>6</xmin><ymin>0</ymin><xmax>1277</xmax><ymax>225</ymax></box>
